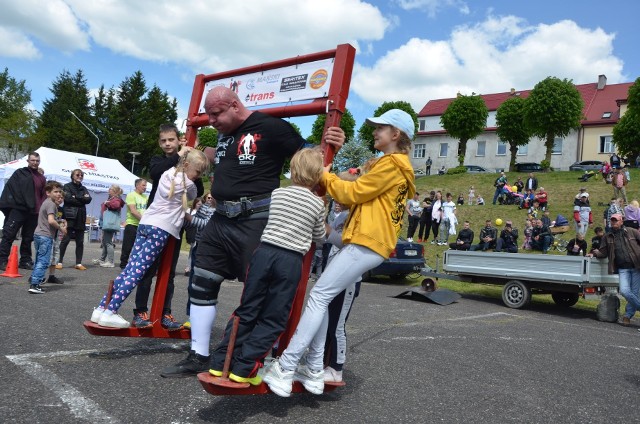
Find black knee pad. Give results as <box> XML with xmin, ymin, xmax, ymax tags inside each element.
<box><xmin>189</xmin><ymin>267</ymin><xmax>224</xmax><ymax>306</ymax></box>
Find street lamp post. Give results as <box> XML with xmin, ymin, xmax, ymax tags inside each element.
<box><xmin>68</xmin><ymin>110</ymin><xmax>100</xmax><ymax>157</ymax></box>
<box><xmin>128</xmin><ymin>151</ymin><xmax>141</xmax><ymax>173</ymax></box>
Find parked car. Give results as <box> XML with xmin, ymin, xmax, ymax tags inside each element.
<box><xmin>514</xmin><ymin>162</ymin><xmax>543</xmax><ymax>172</ymax></box>
<box><xmin>464</xmin><ymin>165</ymin><xmax>492</xmax><ymax>173</ymax></box>
<box><xmin>362</xmin><ymin>238</ymin><xmax>425</xmax><ymax>281</ymax></box>
<box><xmin>569</xmin><ymin>160</ymin><xmax>604</xmax><ymax>172</ymax></box>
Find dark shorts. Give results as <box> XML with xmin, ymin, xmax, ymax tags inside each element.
<box><xmin>194</xmin><ymin>211</ymin><xmax>268</xmax><ymax>282</ymax></box>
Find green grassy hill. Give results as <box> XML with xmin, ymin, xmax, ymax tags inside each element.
<box><xmin>409</xmin><ymin>169</ymin><xmax>637</xmax><ymax>264</ymax></box>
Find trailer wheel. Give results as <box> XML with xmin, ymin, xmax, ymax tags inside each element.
<box><xmin>551</xmin><ymin>292</ymin><xmax>579</xmax><ymax>307</ymax></box>
<box><xmin>502</xmin><ymin>280</ymin><xmax>531</xmax><ymax>309</ymax></box>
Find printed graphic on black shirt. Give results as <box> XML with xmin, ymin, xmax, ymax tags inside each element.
<box><xmin>237</xmin><ymin>133</ymin><xmax>260</xmax><ymax>165</ymax></box>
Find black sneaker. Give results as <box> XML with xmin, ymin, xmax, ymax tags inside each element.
<box><xmin>47</xmin><ymin>275</ymin><xmax>64</xmax><ymax>284</ymax></box>
<box><xmin>19</xmin><ymin>262</ymin><xmax>34</xmax><ymax>270</ymax></box>
<box><xmin>160</xmin><ymin>350</ymin><xmax>210</xmax><ymax>378</ymax></box>
<box><xmin>28</xmin><ymin>285</ymin><xmax>45</xmax><ymax>294</ymax></box>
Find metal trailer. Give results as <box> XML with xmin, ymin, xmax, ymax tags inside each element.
<box><xmin>421</xmin><ymin>250</ymin><xmax>619</xmax><ymax>309</ymax></box>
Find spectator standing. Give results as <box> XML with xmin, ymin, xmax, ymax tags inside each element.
<box><xmin>610</xmin><ymin>152</ymin><xmax>621</xmax><ymax>169</ymax></box>
<box><xmin>448</xmin><ymin>221</ymin><xmax>473</xmax><ymax>250</ymax></box>
<box><xmin>0</xmin><ymin>152</ymin><xmax>46</xmax><ymax>270</ymax></box>
<box><xmin>405</xmin><ymin>192</ymin><xmax>422</xmax><ymax>242</ymax></box>
<box><xmin>612</xmin><ymin>168</ymin><xmax>628</xmax><ymax>204</ymax></box>
<box><xmin>601</xmin><ymin>161</ymin><xmax>612</xmax><ymax>183</ymax></box>
<box><xmin>573</xmin><ymin>193</ymin><xmax>592</xmax><ymax>236</ymax></box>
<box><xmin>514</xmin><ymin>177</ymin><xmax>524</xmax><ymax>194</ymax></box>
<box><xmin>58</xmin><ymin>169</ymin><xmax>92</xmax><ymax>270</ymax></box>
<box><xmin>468</xmin><ymin>186</ymin><xmax>475</xmax><ymax>205</ymax></box>
<box><xmin>94</xmin><ymin>185</ymin><xmax>125</xmax><ymax>268</ymax></box>
<box><xmin>28</xmin><ymin>181</ymin><xmax>66</xmax><ymax>294</ymax></box>
<box><xmin>525</xmin><ymin>173</ymin><xmax>538</xmax><ymax>192</ymax></box>
<box><xmin>425</xmin><ymin>156</ymin><xmax>432</xmax><ymax>175</ymax></box>
<box><xmin>430</xmin><ymin>191</ymin><xmax>442</xmax><ymax>244</ymax></box>
<box><xmin>521</xmin><ymin>219</ymin><xmax>533</xmax><ymax>250</ymax></box>
<box><xmin>590</xmin><ymin>227</ymin><xmax>604</xmax><ymax>254</ymax></box>
<box><xmin>437</xmin><ymin>193</ymin><xmax>457</xmax><ymax>246</ymax></box>
<box><xmin>119</xmin><ymin>179</ymin><xmax>148</xmax><ymax>269</ymax></box>
<box><xmin>591</xmin><ymin>213</ymin><xmax>640</xmax><ymax>326</ymax></box>
<box><xmin>492</xmin><ymin>172</ymin><xmax>507</xmax><ymax>205</ymax></box>
<box><xmin>417</xmin><ymin>196</ymin><xmax>432</xmax><ymax>243</ymax></box>
<box><xmin>470</xmin><ymin>220</ymin><xmax>497</xmax><ymax>251</ymax></box>
<box><xmin>495</xmin><ymin>221</ymin><xmax>519</xmax><ymax>253</ymax></box>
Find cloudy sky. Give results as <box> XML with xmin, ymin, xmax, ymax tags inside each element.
<box><xmin>1</xmin><ymin>0</ymin><xmax>638</xmax><ymax>137</ymax></box>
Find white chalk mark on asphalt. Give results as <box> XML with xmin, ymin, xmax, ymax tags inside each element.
<box><xmin>6</xmin><ymin>343</ymin><xmax>186</xmax><ymax>423</ymax></box>
<box><xmin>446</xmin><ymin>312</ymin><xmax>518</xmax><ymax>321</ymax></box>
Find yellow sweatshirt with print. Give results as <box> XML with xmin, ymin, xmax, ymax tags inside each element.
<box><xmin>321</xmin><ymin>153</ymin><xmax>416</xmax><ymax>258</ymax></box>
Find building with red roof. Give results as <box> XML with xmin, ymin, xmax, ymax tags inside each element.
<box><xmin>413</xmin><ymin>75</ymin><xmax>633</xmax><ymax>172</ymax></box>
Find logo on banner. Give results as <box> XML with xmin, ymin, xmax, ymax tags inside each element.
<box><xmin>310</xmin><ymin>69</ymin><xmax>328</xmax><ymax>89</ymax></box>
<box><xmin>77</xmin><ymin>158</ymin><xmax>97</xmax><ymax>171</ymax></box>
<box><xmin>229</xmin><ymin>79</ymin><xmax>242</xmax><ymax>94</ymax></box>
<box><xmin>280</xmin><ymin>74</ymin><xmax>308</xmax><ymax>93</ymax></box>
<box><xmin>257</xmin><ymin>74</ymin><xmax>280</xmax><ymax>84</ymax></box>
<box><xmin>237</xmin><ymin>133</ymin><xmax>261</xmax><ymax>165</ymax></box>
<box><xmin>246</xmin><ymin>79</ymin><xmax>256</xmax><ymax>90</ymax></box>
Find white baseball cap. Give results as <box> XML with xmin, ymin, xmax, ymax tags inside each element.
<box><xmin>366</xmin><ymin>109</ymin><xmax>415</xmax><ymax>139</ymax></box>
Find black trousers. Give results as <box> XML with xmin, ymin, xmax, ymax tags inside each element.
<box><xmin>59</xmin><ymin>225</ymin><xmax>85</xmax><ymax>264</ymax></box>
<box><xmin>407</xmin><ymin>215</ymin><xmax>420</xmax><ymax>239</ymax></box>
<box><xmin>418</xmin><ymin>217</ymin><xmax>432</xmax><ymax>240</ymax></box>
<box><xmin>133</xmin><ymin>231</ymin><xmax>182</xmax><ymax>315</ymax></box>
<box><xmin>119</xmin><ymin>224</ymin><xmax>138</xmax><ymax>268</ymax></box>
<box><xmin>210</xmin><ymin>243</ymin><xmax>302</xmax><ymax>377</ymax></box>
<box><xmin>0</xmin><ymin>209</ymin><xmax>37</xmax><ymax>265</ymax></box>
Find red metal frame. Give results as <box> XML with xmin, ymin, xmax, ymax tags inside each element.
<box><xmin>84</xmin><ymin>45</ymin><xmax>356</xmax><ymax>394</ymax></box>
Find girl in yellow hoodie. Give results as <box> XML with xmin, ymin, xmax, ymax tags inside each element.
<box><xmin>264</xmin><ymin>109</ymin><xmax>416</xmax><ymax>397</ymax></box>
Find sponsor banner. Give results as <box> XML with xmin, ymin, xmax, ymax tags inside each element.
<box><xmin>199</xmin><ymin>58</ymin><xmax>334</xmax><ymax>112</ymax></box>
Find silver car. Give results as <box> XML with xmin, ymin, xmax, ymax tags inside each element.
<box><xmin>569</xmin><ymin>160</ymin><xmax>604</xmax><ymax>172</ymax></box>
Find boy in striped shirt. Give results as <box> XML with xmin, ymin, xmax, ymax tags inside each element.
<box><xmin>209</xmin><ymin>147</ymin><xmax>326</xmax><ymax>384</ymax></box>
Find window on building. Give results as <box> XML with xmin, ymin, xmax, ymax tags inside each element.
<box><xmin>517</xmin><ymin>143</ymin><xmax>528</xmax><ymax>156</ymax></box>
<box><xmin>476</xmin><ymin>141</ymin><xmax>486</xmax><ymax>157</ymax></box>
<box><xmin>419</xmin><ymin>119</ymin><xmax>426</xmax><ymax>132</ymax></box>
<box><xmin>413</xmin><ymin>143</ymin><xmax>426</xmax><ymax>159</ymax></box>
<box><xmin>496</xmin><ymin>141</ymin><xmax>507</xmax><ymax>156</ymax></box>
<box><xmin>552</xmin><ymin>137</ymin><xmax>563</xmax><ymax>154</ymax></box>
<box><xmin>602</xmin><ymin>112</ymin><xmax>612</xmax><ymax>119</ymax></box>
<box><xmin>439</xmin><ymin>143</ymin><xmax>448</xmax><ymax>157</ymax></box>
<box><xmin>600</xmin><ymin>135</ymin><xmax>615</xmax><ymax>153</ymax></box>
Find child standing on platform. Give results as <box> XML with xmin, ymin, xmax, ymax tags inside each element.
<box><xmin>208</xmin><ymin>147</ymin><xmax>326</xmax><ymax>385</ymax></box>
<box><xmin>29</xmin><ymin>181</ymin><xmax>66</xmax><ymax>294</ymax></box>
<box><xmin>89</xmin><ymin>150</ymin><xmax>208</xmax><ymax>328</ymax></box>
<box><xmin>263</xmin><ymin>109</ymin><xmax>416</xmax><ymax>397</ymax></box>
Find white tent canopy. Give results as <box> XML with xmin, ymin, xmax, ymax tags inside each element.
<box><xmin>0</xmin><ymin>147</ymin><xmax>151</xmax><ymax>226</ymax></box>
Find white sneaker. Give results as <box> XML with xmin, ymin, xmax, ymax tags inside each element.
<box><xmin>263</xmin><ymin>360</ymin><xmax>294</xmax><ymax>398</ymax></box>
<box><xmin>294</xmin><ymin>363</ymin><xmax>324</xmax><ymax>394</ymax></box>
<box><xmin>92</xmin><ymin>259</ymin><xmax>104</xmax><ymax>265</ymax></box>
<box><xmin>323</xmin><ymin>366</ymin><xmax>343</xmax><ymax>383</ymax></box>
<box><xmin>98</xmin><ymin>311</ymin><xmax>130</xmax><ymax>328</ymax></box>
<box><xmin>407</xmin><ymin>237</ymin><xmax>413</xmax><ymax>242</ymax></box>
<box><xmin>90</xmin><ymin>308</ymin><xmax>105</xmax><ymax>323</ymax></box>
<box><xmin>100</xmin><ymin>261</ymin><xmax>115</xmax><ymax>268</ymax></box>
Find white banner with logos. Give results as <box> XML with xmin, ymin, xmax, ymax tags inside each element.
<box><xmin>198</xmin><ymin>58</ymin><xmax>334</xmax><ymax>113</ymax></box>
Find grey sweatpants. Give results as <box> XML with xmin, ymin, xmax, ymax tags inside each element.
<box><xmin>279</xmin><ymin>243</ymin><xmax>383</xmax><ymax>371</ymax></box>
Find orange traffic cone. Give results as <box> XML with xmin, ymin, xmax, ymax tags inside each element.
<box><xmin>1</xmin><ymin>245</ymin><xmax>22</xmax><ymax>278</ymax></box>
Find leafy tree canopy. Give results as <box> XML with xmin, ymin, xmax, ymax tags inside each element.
<box><xmin>523</xmin><ymin>76</ymin><xmax>583</xmax><ymax>165</ymax></box>
<box><xmin>440</xmin><ymin>94</ymin><xmax>488</xmax><ymax>166</ymax></box>
<box><xmin>332</xmin><ymin>136</ymin><xmax>375</xmax><ymax>173</ymax></box>
<box><xmin>0</xmin><ymin>68</ymin><xmax>38</xmax><ymax>161</ymax></box>
<box><xmin>496</xmin><ymin>96</ymin><xmax>531</xmax><ymax>172</ymax></box>
<box><xmin>308</xmin><ymin>109</ymin><xmax>356</xmax><ymax>145</ymax></box>
<box><xmin>612</xmin><ymin>77</ymin><xmax>640</xmax><ymax>161</ymax></box>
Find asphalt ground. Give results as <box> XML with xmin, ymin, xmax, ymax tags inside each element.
<box><xmin>1</xmin><ymin>241</ymin><xmax>639</xmax><ymax>424</ymax></box>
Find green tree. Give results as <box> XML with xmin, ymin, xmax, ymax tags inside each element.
<box><xmin>0</xmin><ymin>68</ymin><xmax>38</xmax><ymax>161</ymax></box>
<box><xmin>440</xmin><ymin>94</ymin><xmax>488</xmax><ymax>167</ymax></box>
<box><xmin>496</xmin><ymin>96</ymin><xmax>532</xmax><ymax>172</ymax></box>
<box><xmin>332</xmin><ymin>136</ymin><xmax>375</xmax><ymax>172</ymax></box>
<box><xmin>357</xmin><ymin>101</ymin><xmax>417</xmax><ymax>152</ymax></box>
<box><xmin>308</xmin><ymin>109</ymin><xmax>356</xmax><ymax>145</ymax></box>
<box><xmin>37</xmin><ymin>70</ymin><xmax>94</xmax><ymax>154</ymax></box>
<box><xmin>523</xmin><ymin>77</ymin><xmax>583</xmax><ymax>167</ymax></box>
<box><xmin>612</xmin><ymin>78</ymin><xmax>640</xmax><ymax>161</ymax></box>
<box><xmin>197</xmin><ymin>127</ymin><xmax>218</xmax><ymax>148</ymax></box>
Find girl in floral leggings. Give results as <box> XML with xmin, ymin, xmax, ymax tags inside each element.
<box><xmin>89</xmin><ymin>149</ymin><xmax>209</xmax><ymax>328</ymax></box>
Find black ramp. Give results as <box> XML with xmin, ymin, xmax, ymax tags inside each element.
<box><xmin>393</xmin><ymin>288</ymin><xmax>461</xmax><ymax>305</ymax></box>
